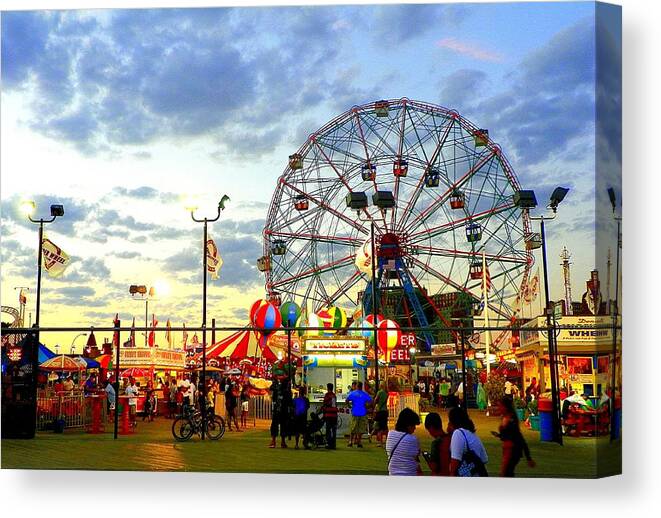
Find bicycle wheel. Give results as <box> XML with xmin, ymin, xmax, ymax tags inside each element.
<box><xmin>206</xmin><ymin>416</ymin><xmax>226</xmax><ymax>440</ymax></box>
<box><xmin>172</xmin><ymin>417</ymin><xmax>194</xmax><ymax>442</ymax></box>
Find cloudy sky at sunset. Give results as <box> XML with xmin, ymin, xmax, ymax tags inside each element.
<box><xmin>1</xmin><ymin>1</ymin><xmax>621</xmax><ymax>349</ymax></box>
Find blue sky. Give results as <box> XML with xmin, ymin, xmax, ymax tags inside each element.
<box><xmin>0</xmin><ymin>2</ymin><xmax>621</xmax><ymax>348</ymax></box>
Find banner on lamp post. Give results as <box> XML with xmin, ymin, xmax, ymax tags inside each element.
<box><xmin>206</xmin><ymin>238</ymin><xmax>221</xmax><ymax>280</ymax></box>
<box><xmin>41</xmin><ymin>237</ymin><xmax>71</xmax><ymax>278</ymax></box>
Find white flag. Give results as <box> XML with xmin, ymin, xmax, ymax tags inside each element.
<box><xmin>41</xmin><ymin>237</ymin><xmax>71</xmax><ymax>278</ymax></box>
<box><xmin>206</xmin><ymin>238</ymin><xmax>221</xmax><ymax>280</ymax></box>
<box><xmin>354</xmin><ymin>239</ymin><xmax>373</xmax><ymax>277</ymax></box>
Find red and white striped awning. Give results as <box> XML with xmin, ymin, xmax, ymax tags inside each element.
<box><xmin>192</xmin><ymin>328</ymin><xmax>300</xmax><ymax>363</ymax></box>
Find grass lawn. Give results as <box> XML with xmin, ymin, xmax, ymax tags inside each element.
<box><xmin>1</xmin><ymin>411</ymin><xmax>621</xmax><ymax>477</ymax></box>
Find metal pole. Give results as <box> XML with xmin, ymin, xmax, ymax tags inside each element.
<box><xmin>540</xmin><ymin>218</ymin><xmax>562</xmax><ymax>445</ymax></box>
<box><xmin>145</xmin><ymin>299</ymin><xmax>148</xmax><ymax>347</ymax></box>
<box><xmin>32</xmin><ymin>221</ymin><xmax>44</xmax><ymax>419</ymax></box>
<box><xmin>287</xmin><ymin>326</ymin><xmax>292</xmax><ymax>386</ymax></box>
<box><xmin>461</xmin><ymin>327</ymin><xmax>467</xmax><ymax>412</ymax></box>
<box><xmin>113</xmin><ymin>319</ymin><xmax>121</xmax><ymax>439</ymax></box>
<box><xmin>610</xmin><ymin>218</ymin><xmax>621</xmax><ymax>441</ymax></box>
<box><xmin>371</xmin><ymin>221</ymin><xmax>379</xmax><ymax>391</ymax></box>
<box><xmin>201</xmin><ymin>218</ymin><xmax>208</xmax><ymax>440</ymax></box>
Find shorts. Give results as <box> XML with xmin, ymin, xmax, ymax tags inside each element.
<box><xmin>241</xmin><ymin>401</ymin><xmax>249</xmax><ymax>412</ymax></box>
<box><xmin>293</xmin><ymin>414</ymin><xmax>307</xmax><ymax>435</ymax></box>
<box><xmin>350</xmin><ymin>415</ymin><xmax>367</xmax><ymax>435</ymax></box>
<box><xmin>374</xmin><ymin>410</ymin><xmax>388</xmax><ymax>431</ymax></box>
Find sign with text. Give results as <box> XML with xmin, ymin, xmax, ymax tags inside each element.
<box><xmin>302</xmin><ymin>337</ymin><xmax>367</xmax><ymax>354</ymax></box>
<box><xmin>120</xmin><ymin>348</ymin><xmax>186</xmax><ymax>369</ymax></box>
<box><xmin>431</xmin><ymin>343</ymin><xmax>456</xmax><ymax>356</ymax></box>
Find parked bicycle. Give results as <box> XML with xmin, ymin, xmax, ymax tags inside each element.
<box><xmin>172</xmin><ymin>405</ymin><xmax>225</xmax><ymax>441</ymax></box>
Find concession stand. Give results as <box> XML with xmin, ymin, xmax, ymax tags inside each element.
<box><xmin>302</xmin><ymin>336</ymin><xmax>368</xmax><ymax>435</ymax></box>
<box><xmin>118</xmin><ymin>347</ymin><xmax>186</xmax><ymax>413</ymax></box>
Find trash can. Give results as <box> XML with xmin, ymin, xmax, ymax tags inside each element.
<box><xmin>538</xmin><ymin>398</ymin><xmax>554</xmax><ymax>441</ymax></box>
<box><xmin>612</xmin><ymin>397</ymin><xmax>622</xmax><ymax>440</ymax></box>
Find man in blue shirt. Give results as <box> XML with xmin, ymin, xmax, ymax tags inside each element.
<box><xmin>345</xmin><ymin>381</ymin><xmax>372</xmax><ymax>448</ymax></box>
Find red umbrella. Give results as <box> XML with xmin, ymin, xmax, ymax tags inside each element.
<box><xmin>120</xmin><ymin>367</ymin><xmax>148</xmax><ymax>378</ymax></box>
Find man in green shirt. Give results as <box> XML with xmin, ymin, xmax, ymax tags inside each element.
<box><xmin>373</xmin><ymin>382</ymin><xmax>389</xmax><ymax>447</ymax></box>
<box><xmin>439</xmin><ymin>378</ymin><xmax>451</xmax><ymax>408</ymax></box>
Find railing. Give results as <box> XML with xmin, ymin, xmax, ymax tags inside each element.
<box><xmin>388</xmin><ymin>392</ymin><xmax>420</xmax><ymax>420</ymax></box>
<box><xmin>36</xmin><ymin>392</ymin><xmax>92</xmax><ymax>430</ymax></box>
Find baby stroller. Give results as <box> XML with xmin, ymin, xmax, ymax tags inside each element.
<box><xmin>305</xmin><ymin>412</ymin><xmax>327</xmax><ymax>449</ymax></box>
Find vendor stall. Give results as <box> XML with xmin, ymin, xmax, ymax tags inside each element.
<box><xmin>302</xmin><ymin>336</ymin><xmax>368</xmax><ymax>435</ymax></box>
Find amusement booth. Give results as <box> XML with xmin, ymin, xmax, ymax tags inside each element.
<box><xmin>302</xmin><ymin>336</ymin><xmax>368</xmax><ymax>434</ymax></box>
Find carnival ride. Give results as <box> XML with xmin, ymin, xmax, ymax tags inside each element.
<box><xmin>259</xmin><ymin>99</ymin><xmax>532</xmax><ymax>351</ymax></box>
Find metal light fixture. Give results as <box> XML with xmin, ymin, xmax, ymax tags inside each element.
<box><xmin>514</xmin><ymin>190</ymin><xmax>538</xmax><ymax>209</ymax></box>
<box><xmin>50</xmin><ymin>204</ymin><xmax>65</xmax><ymax>217</ymax></box>
<box><xmin>549</xmin><ymin>187</ymin><xmax>569</xmax><ymax>212</ymax></box>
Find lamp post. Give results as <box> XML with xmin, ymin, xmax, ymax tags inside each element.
<box><xmin>349</xmin><ymin>192</ymin><xmax>394</xmax><ymax>393</ymax></box>
<box><xmin>70</xmin><ymin>333</ymin><xmax>88</xmax><ymax>355</ymax></box>
<box><xmin>129</xmin><ymin>285</ymin><xmax>156</xmax><ymax>346</ymax></box>
<box><xmin>22</xmin><ymin>201</ymin><xmax>64</xmax><ymax>409</ymax></box>
<box><xmin>607</xmin><ymin>187</ymin><xmax>621</xmax><ymax>441</ymax></box>
<box><xmin>188</xmin><ymin>195</ymin><xmax>229</xmax><ymax>440</ymax></box>
<box><xmin>516</xmin><ymin>187</ymin><xmax>569</xmax><ymax>446</ymax></box>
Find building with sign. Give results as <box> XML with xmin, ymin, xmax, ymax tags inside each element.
<box><xmin>301</xmin><ymin>337</ymin><xmax>368</xmax><ymax>403</ymax></box>
<box><xmin>516</xmin><ymin>315</ymin><xmax>621</xmax><ymax>398</ymax></box>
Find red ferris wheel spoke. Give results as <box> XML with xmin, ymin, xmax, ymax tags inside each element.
<box><xmin>405</xmin><ymin>147</ymin><xmax>498</xmax><ymax>234</ymax></box>
<box><xmin>396</xmin><ymin>116</ymin><xmax>456</xmax><ymax>232</ymax></box>
<box><xmin>407</xmin><ymin>201</ymin><xmax>516</xmax><ymax>242</ymax></box>
<box><xmin>411</xmin><ymin>245</ymin><xmax>527</xmax><ymax>265</ymax></box>
<box><xmin>269</xmin><ymin>253</ymin><xmax>356</xmax><ymax>289</ymax></box>
<box><xmin>265</xmin><ymin>230</ymin><xmax>361</xmax><ymax>246</ymax></box>
<box><xmin>405</xmin><ymin>268</ymin><xmax>459</xmax><ymax>342</ymax></box>
<box><xmin>311</xmin><ymin>137</ymin><xmax>376</xmax><ymax>225</ymax></box>
<box><xmin>410</xmin><ymin>256</ymin><xmax>510</xmax><ymax>319</ymax></box>
<box><xmin>391</xmin><ymin>101</ymin><xmax>408</xmax><ymax>230</ymax></box>
<box><xmin>326</xmin><ymin>270</ymin><xmax>363</xmax><ymax>306</ymax></box>
<box><xmin>280</xmin><ymin>178</ymin><xmax>368</xmax><ymax>236</ymax></box>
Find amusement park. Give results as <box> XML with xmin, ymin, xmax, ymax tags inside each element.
<box><xmin>1</xmin><ymin>98</ymin><xmax>622</xmax><ymax>478</ymax></box>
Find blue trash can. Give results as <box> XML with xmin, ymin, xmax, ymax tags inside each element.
<box><xmin>538</xmin><ymin>399</ymin><xmax>554</xmax><ymax>442</ymax></box>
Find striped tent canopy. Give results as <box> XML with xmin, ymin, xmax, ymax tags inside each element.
<box><xmin>194</xmin><ymin>328</ymin><xmax>301</xmax><ymax>362</ymax></box>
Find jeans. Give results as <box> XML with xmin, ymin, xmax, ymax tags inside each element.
<box><xmin>325</xmin><ymin>417</ymin><xmax>337</xmax><ymax>448</ymax></box>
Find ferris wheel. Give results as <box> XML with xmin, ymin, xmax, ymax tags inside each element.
<box><xmin>260</xmin><ymin>99</ymin><xmax>532</xmax><ymax>347</ymax></box>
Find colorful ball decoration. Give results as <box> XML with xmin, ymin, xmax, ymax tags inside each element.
<box><xmin>295</xmin><ymin>312</ymin><xmax>308</xmax><ymax>338</ymax></box>
<box><xmin>377</xmin><ymin>319</ymin><xmax>401</xmax><ymax>358</ymax></box>
<box><xmin>306</xmin><ymin>312</ymin><xmax>329</xmax><ymax>336</ymax></box>
<box><xmin>315</xmin><ymin>309</ymin><xmax>334</xmax><ymax>336</ymax></box>
<box><xmin>250</xmin><ymin>299</ymin><xmax>270</xmax><ymax>324</ymax></box>
<box><xmin>252</xmin><ymin>300</ymin><xmax>282</xmax><ymax>345</ymax></box>
<box><xmin>279</xmin><ymin>301</ymin><xmax>301</xmax><ymax>327</ymax></box>
<box><xmin>364</xmin><ymin>313</ymin><xmax>384</xmax><ymax>327</ymax></box>
<box><xmin>327</xmin><ymin>306</ymin><xmax>347</xmax><ymax>332</ymax></box>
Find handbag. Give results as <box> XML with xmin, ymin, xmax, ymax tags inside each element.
<box><xmin>456</xmin><ymin>430</ymin><xmax>488</xmax><ymax>477</ymax></box>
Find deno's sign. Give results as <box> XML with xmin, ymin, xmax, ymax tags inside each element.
<box><xmin>389</xmin><ymin>333</ymin><xmax>416</xmax><ymax>363</ymax></box>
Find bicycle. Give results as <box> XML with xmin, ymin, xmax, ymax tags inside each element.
<box><xmin>171</xmin><ymin>405</ymin><xmax>225</xmax><ymax>441</ymax></box>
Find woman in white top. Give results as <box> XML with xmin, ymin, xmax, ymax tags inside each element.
<box><xmin>448</xmin><ymin>406</ymin><xmax>489</xmax><ymax>476</ymax></box>
<box><xmin>385</xmin><ymin>408</ymin><xmax>422</xmax><ymax>476</ymax></box>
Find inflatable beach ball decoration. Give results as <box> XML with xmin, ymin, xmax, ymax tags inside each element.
<box><xmin>364</xmin><ymin>313</ymin><xmax>384</xmax><ymax>327</ymax></box>
<box><xmin>306</xmin><ymin>312</ymin><xmax>328</xmax><ymax>336</ymax></box>
<box><xmin>279</xmin><ymin>301</ymin><xmax>301</xmax><ymax>327</ymax></box>
<box><xmin>253</xmin><ymin>301</ymin><xmax>282</xmax><ymax>345</ymax></box>
<box><xmin>377</xmin><ymin>319</ymin><xmax>401</xmax><ymax>357</ymax></box>
<box><xmin>315</xmin><ymin>309</ymin><xmax>335</xmax><ymax>336</ymax></box>
<box><xmin>295</xmin><ymin>312</ymin><xmax>308</xmax><ymax>338</ymax></box>
<box><xmin>250</xmin><ymin>299</ymin><xmax>270</xmax><ymax>324</ymax></box>
<box><xmin>327</xmin><ymin>306</ymin><xmax>347</xmax><ymax>332</ymax></box>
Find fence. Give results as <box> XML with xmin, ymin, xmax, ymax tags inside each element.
<box><xmin>388</xmin><ymin>392</ymin><xmax>420</xmax><ymax>420</ymax></box>
<box><xmin>36</xmin><ymin>392</ymin><xmax>97</xmax><ymax>431</ymax></box>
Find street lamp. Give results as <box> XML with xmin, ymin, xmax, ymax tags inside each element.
<box><xmin>22</xmin><ymin>200</ymin><xmax>64</xmax><ymax>400</ymax></box>
<box><xmin>189</xmin><ymin>194</ymin><xmax>229</xmax><ymax>440</ymax></box>
<box><xmin>346</xmin><ymin>191</ymin><xmax>395</xmax><ymax>392</ymax></box>
<box><xmin>129</xmin><ymin>285</ymin><xmax>157</xmax><ymax>346</ymax></box>
<box><xmin>607</xmin><ymin>187</ymin><xmax>621</xmax><ymax>441</ymax></box>
<box><xmin>70</xmin><ymin>333</ymin><xmax>88</xmax><ymax>354</ymax></box>
<box><xmin>515</xmin><ymin>187</ymin><xmax>569</xmax><ymax>445</ymax></box>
